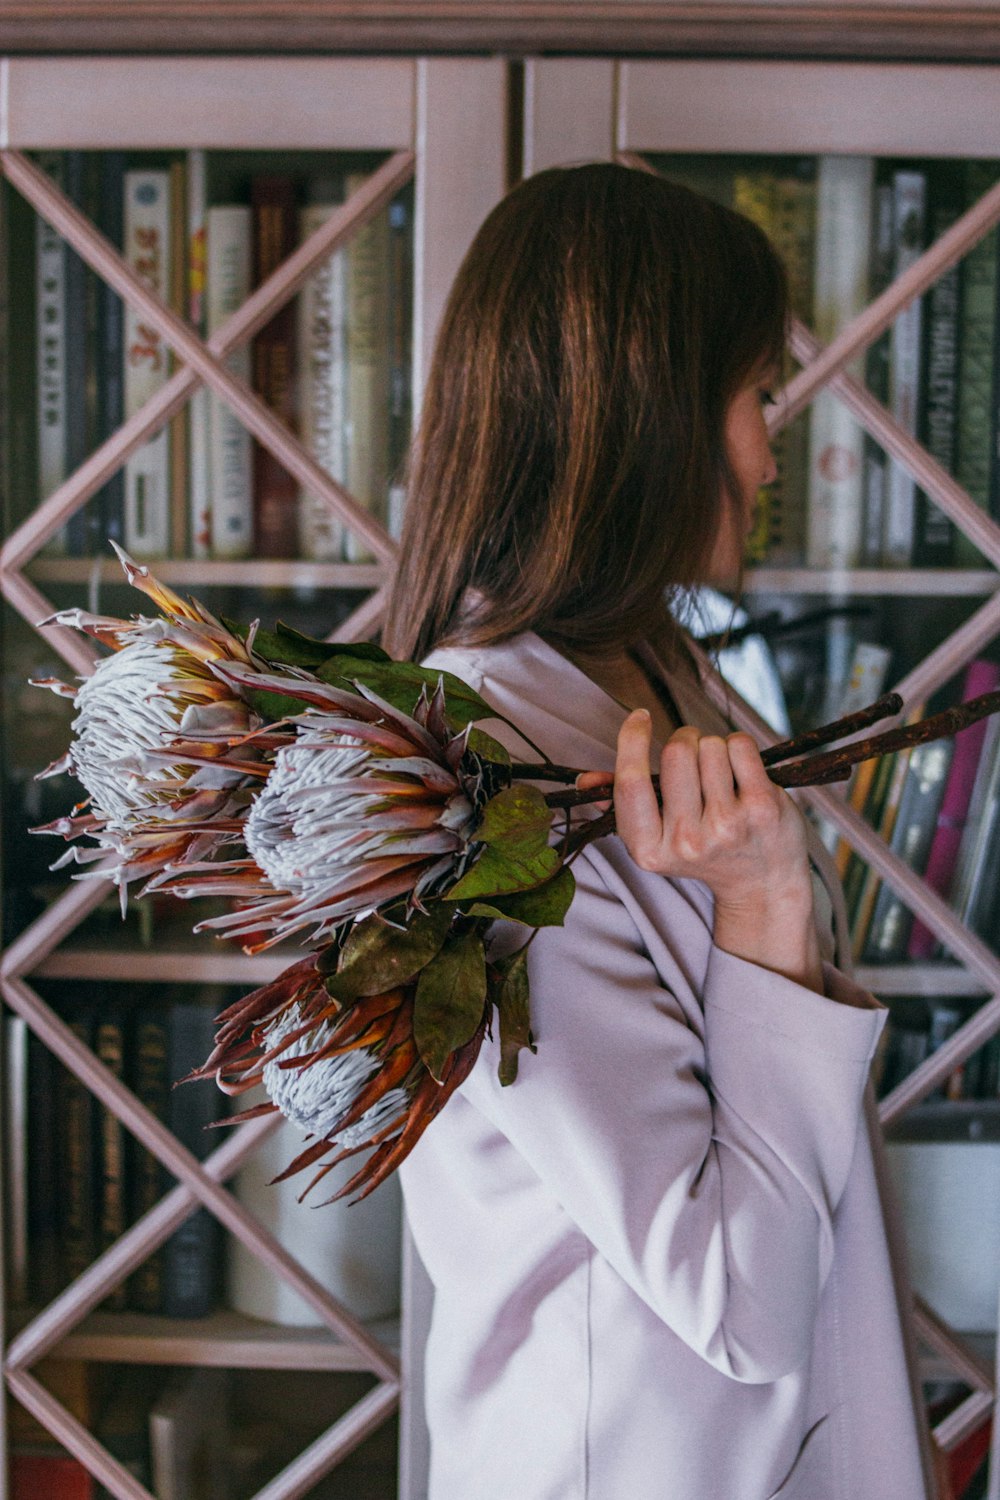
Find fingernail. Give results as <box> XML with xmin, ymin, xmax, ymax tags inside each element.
<box><xmin>632</xmin><ymin>708</ymin><xmax>651</xmax><ymax>723</ymax></box>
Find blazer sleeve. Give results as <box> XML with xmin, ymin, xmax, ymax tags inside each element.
<box><xmin>464</xmin><ymin>845</ymin><xmax>887</xmax><ymax>1386</ymax></box>
<box><xmin>427</xmin><ymin>650</ymin><xmax>888</xmax><ymax>1386</ymax></box>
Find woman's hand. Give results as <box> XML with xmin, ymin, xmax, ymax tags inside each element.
<box><xmin>577</xmin><ymin>710</ymin><xmax>824</xmax><ymax>993</ymax></box>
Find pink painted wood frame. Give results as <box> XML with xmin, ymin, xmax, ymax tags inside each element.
<box><xmin>0</xmin><ymin>147</ymin><xmax>414</xmax><ymax>668</ymax></box>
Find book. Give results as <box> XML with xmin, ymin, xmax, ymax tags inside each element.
<box><xmin>251</xmin><ymin>174</ymin><xmax>298</xmax><ymax>558</ymax></box>
<box><xmin>95</xmin><ymin>150</ymin><xmax>126</xmax><ymax>549</ymax></box>
<box><xmin>128</xmin><ymin>1006</ymin><xmax>170</xmax><ymax>1313</ymax></box>
<box><xmin>163</xmin><ymin>999</ymin><xmax>222</xmax><ymax>1318</ymax></box>
<box><xmin>953</xmin><ymin>160</ymin><xmax>1000</xmax><ymax>567</ymax></box>
<box><xmin>206</xmin><ymin>204</ymin><xmax>254</xmax><ymax>558</ymax></box>
<box><xmin>168</xmin><ymin>157</ymin><xmax>188</xmax><ymax>556</ymax></box>
<box><xmin>10</xmin><ymin>1454</ymin><xmax>94</xmax><ymax>1499</ymax></box>
<box><xmin>343</xmin><ymin>169</ymin><xmax>391</xmax><ymax>563</ymax></box>
<box><xmin>766</xmin><ymin>164</ymin><xmax>815</xmax><ymax>565</ymax></box>
<box><xmin>123</xmin><ymin>168</ymin><xmax>172</xmax><ymax>557</ymax></box>
<box><xmin>805</xmin><ymin>155</ymin><xmax>874</xmax><ymax>569</ymax></box>
<box><xmin>297</xmin><ymin>190</ymin><xmax>349</xmax><ymax>561</ymax></box>
<box><xmin>944</xmin><ymin>709</ymin><xmax>1000</xmax><ymax>949</ymax></box>
<box><xmin>58</xmin><ymin>1006</ymin><xmax>97</xmax><ymax>1287</ymax></box>
<box><xmin>94</xmin><ymin>1366</ymin><xmax>159</xmax><ymax>1500</ymax></box>
<box><xmin>860</xmin><ymin>734</ymin><xmax>955</xmax><ymax>963</ymax></box>
<box><xmin>149</xmin><ymin>1368</ymin><xmax>231</xmax><ymax>1500</ymax></box>
<box><xmin>63</xmin><ymin>149</ymin><xmax>94</xmax><ymax>556</ymax></box>
<box><xmin>36</xmin><ymin>151</ymin><xmax>70</xmax><ymax>555</ymax></box>
<box><xmin>4</xmin><ymin>1013</ymin><xmax>29</xmax><ymax>1307</ymax></box>
<box><xmin>187</xmin><ymin>148</ymin><xmax>212</xmax><ymax>559</ymax></box>
<box><xmin>913</xmin><ymin>162</ymin><xmax>962</xmax><ymax>566</ymax></box>
<box><xmin>882</xmin><ymin>168</ymin><xmax>927</xmax><ymax>566</ymax></box>
<box><xmin>908</xmin><ymin>657</ymin><xmax>1000</xmax><ymax>958</ymax></box>
<box><xmin>26</xmin><ymin>1025</ymin><xmax>61</xmax><ymax>1302</ymax></box>
<box><xmin>386</xmin><ymin>188</ymin><xmax>414</xmax><ymax>543</ymax></box>
<box><xmin>94</xmin><ymin>1004</ymin><xmax>130</xmax><ymax>1310</ymax></box>
<box><xmin>849</xmin><ymin>714</ymin><xmax>926</xmax><ymax>961</ymax></box>
<box><xmin>4</xmin><ymin>173</ymin><xmax>39</xmax><ymax>540</ymax></box>
<box><xmin>860</xmin><ymin>168</ymin><xmax>894</xmax><ymax>566</ymax></box>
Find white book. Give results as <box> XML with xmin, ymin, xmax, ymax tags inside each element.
<box><xmin>123</xmin><ymin>169</ymin><xmax>171</xmax><ymax>557</ymax></box>
<box><xmin>882</xmin><ymin>170</ymin><xmax>926</xmax><ymax>565</ymax></box>
<box><xmin>296</xmin><ymin>200</ymin><xmax>348</xmax><ymax>561</ymax></box>
<box><xmin>149</xmin><ymin>1368</ymin><xmax>230</xmax><ymax>1500</ymax></box>
<box><xmin>343</xmin><ymin>170</ymin><xmax>391</xmax><ymax>564</ymax></box>
<box><xmin>36</xmin><ymin>153</ymin><xmax>68</xmax><ymax>555</ymax></box>
<box><xmin>206</xmin><ymin>205</ymin><xmax>253</xmax><ymax>559</ymax></box>
<box><xmin>186</xmin><ymin>149</ymin><xmax>212</xmax><ymax>559</ymax></box>
<box><xmin>805</xmin><ymin>156</ymin><xmax>874</xmax><ymax>569</ymax></box>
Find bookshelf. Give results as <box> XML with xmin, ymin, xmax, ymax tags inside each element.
<box><xmin>4</xmin><ymin>31</ymin><xmax>1000</xmax><ymax>1500</ymax></box>
<box><xmin>0</xmin><ymin>52</ymin><xmax>508</xmax><ymax>1500</ymax></box>
<box><xmin>515</xmin><ymin>52</ymin><xmax>1000</xmax><ymax>1500</ymax></box>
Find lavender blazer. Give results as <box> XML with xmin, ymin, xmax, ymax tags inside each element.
<box><xmin>399</xmin><ymin>630</ymin><xmax>934</xmax><ymax>1500</ymax></box>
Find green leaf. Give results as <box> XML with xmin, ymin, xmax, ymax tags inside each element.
<box><xmin>274</xmin><ymin>623</ymin><xmax>389</xmax><ymax>663</ymax></box>
<box><xmin>323</xmin><ymin>903</ymin><xmax>456</xmax><ymax>1003</ymax></box>
<box><xmin>315</xmin><ymin>658</ymin><xmax>496</xmax><ymax>728</ymax></box>
<box><xmin>464</xmin><ymin>865</ymin><xmax>575</xmax><ymax>927</ymax></box>
<box><xmin>493</xmin><ymin>947</ymin><xmax>536</xmax><ymax>1086</ymax></box>
<box><xmin>465</xmin><ymin>727</ymin><xmax>511</xmax><ymax>766</ymax></box>
<box><xmin>445</xmin><ymin>784</ymin><xmax>559</xmax><ymax>899</ymax></box>
<box><xmin>414</xmin><ymin>929</ymin><xmax>488</xmax><ymax>1082</ymax></box>
<box><xmin>239</xmin><ymin>686</ymin><xmax>322</xmax><ymax>724</ymax></box>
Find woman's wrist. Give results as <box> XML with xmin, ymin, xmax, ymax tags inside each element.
<box><xmin>712</xmin><ymin>888</ymin><xmax>825</xmax><ymax>996</ymax></box>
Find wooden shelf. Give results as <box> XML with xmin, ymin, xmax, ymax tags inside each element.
<box><xmin>918</xmin><ymin>1330</ymin><xmax>996</xmax><ymax>1387</ymax></box>
<box><xmin>32</xmin><ymin>938</ymin><xmax>297</xmax><ymax>985</ymax></box>
<box><xmin>52</xmin><ymin>1307</ymin><xmax>400</xmax><ymax>1371</ymax></box>
<box><xmin>855</xmin><ymin>964</ymin><xmax>994</xmax><ymax>999</ymax></box>
<box><xmin>742</xmin><ymin>568</ymin><xmax>999</xmax><ymax>596</ymax></box>
<box><xmin>26</xmin><ymin>558</ymin><xmax>388</xmax><ymax>591</ymax></box>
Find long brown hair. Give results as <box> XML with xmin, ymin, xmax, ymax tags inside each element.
<box><xmin>383</xmin><ymin>162</ymin><xmax>788</xmax><ymax>665</ymax></box>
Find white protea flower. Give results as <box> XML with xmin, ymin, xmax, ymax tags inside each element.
<box><xmin>187</xmin><ymin>951</ymin><xmax>487</xmax><ymax>1204</ymax></box>
<box><xmin>169</xmin><ymin>665</ymin><xmax>506</xmax><ymax>951</ymax></box>
<box><xmin>33</xmin><ymin>548</ymin><xmax>277</xmax><ymax>905</ymax></box>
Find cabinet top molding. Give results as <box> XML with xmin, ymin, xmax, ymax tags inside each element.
<box><xmin>2</xmin><ymin>2</ymin><xmax>1000</xmax><ymax>62</ymax></box>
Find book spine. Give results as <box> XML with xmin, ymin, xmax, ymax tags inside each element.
<box><xmin>164</xmin><ymin>1001</ymin><xmax>221</xmax><ymax>1318</ymax></box>
<box><xmin>5</xmin><ymin>174</ymin><xmax>39</xmax><ymax>538</ymax></box>
<box><xmin>908</xmin><ymin>657</ymin><xmax>1000</xmax><ymax>957</ymax></box>
<box><xmin>850</xmin><ymin>723</ymin><xmax>923</xmax><ymax>961</ymax></box>
<box><xmin>128</xmin><ymin>1009</ymin><xmax>170</xmax><ymax>1313</ymax></box>
<box><xmin>953</xmin><ymin>161</ymin><xmax>1000</xmax><ymax>567</ymax></box>
<box><xmin>882</xmin><ymin>169</ymin><xmax>927</xmax><ymax>566</ymax></box>
<box><xmin>206</xmin><ymin>205</ymin><xmax>254</xmax><ymax>558</ymax></box>
<box><xmin>251</xmin><ymin>175</ymin><xmax>298</xmax><ymax>559</ymax></box>
<box><xmin>63</xmin><ymin>150</ymin><xmax>92</xmax><ymax>556</ymax></box>
<box><xmin>765</xmin><ymin>166</ymin><xmax>815</xmax><ymax>566</ymax></box>
<box><xmin>861</xmin><ymin>171</ymin><xmax>894</xmax><ymax>566</ymax></box>
<box><xmin>944</xmin><ymin>710</ymin><xmax>1000</xmax><ymax>929</ymax></box>
<box><xmin>4</xmin><ymin>1014</ymin><xmax>29</xmax><ymax>1307</ymax></box>
<box><xmin>96</xmin><ymin>150</ymin><xmax>125</xmax><ymax>549</ymax></box>
<box><xmin>123</xmin><ymin>169</ymin><xmax>172</xmax><ymax>557</ymax></box>
<box><xmin>913</xmin><ymin>164</ymin><xmax>962</xmax><ymax>566</ymax></box>
<box><xmin>187</xmin><ymin>149</ymin><xmax>212</xmax><ymax>559</ymax></box>
<box><xmin>386</xmin><ymin>190</ymin><xmax>414</xmax><ymax>544</ymax></box>
<box><xmin>296</xmin><ymin>197</ymin><xmax>348</xmax><ymax>561</ymax></box>
<box><xmin>58</xmin><ymin>1010</ymin><xmax>97</xmax><ymax>1286</ymax></box>
<box><xmin>94</xmin><ymin>1009</ymin><xmax>129</xmax><ymax>1310</ymax></box>
<box><xmin>806</xmin><ymin>156</ymin><xmax>874</xmax><ymax>568</ymax></box>
<box><xmin>26</xmin><ymin>1029</ymin><xmax>60</xmax><ymax>1302</ymax></box>
<box><xmin>344</xmin><ymin>170</ymin><xmax>391</xmax><ymax>563</ymax></box>
<box><xmin>860</xmin><ymin>736</ymin><xmax>954</xmax><ymax>962</ymax></box>
<box><xmin>36</xmin><ymin>151</ymin><xmax>69</xmax><ymax>555</ymax></box>
<box><xmin>830</xmin><ymin>641</ymin><xmax>893</xmax><ymax>876</ymax></box>
<box><xmin>168</xmin><ymin>158</ymin><xmax>188</xmax><ymax>556</ymax></box>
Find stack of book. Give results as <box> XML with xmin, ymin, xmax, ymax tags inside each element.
<box><xmin>5</xmin><ymin>989</ymin><xmax>224</xmax><ymax>1316</ymax></box>
<box><xmin>655</xmin><ymin>151</ymin><xmax>1000</xmax><ymax>569</ymax></box>
<box><xmin>2</xmin><ymin>149</ymin><xmax>413</xmax><ymax>562</ymax></box>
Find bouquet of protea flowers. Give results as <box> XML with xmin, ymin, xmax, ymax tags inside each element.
<box><xmin>33</xmin><ymin>547</ymin><xmax>1000</xmax><ymax>1202</ymax></box>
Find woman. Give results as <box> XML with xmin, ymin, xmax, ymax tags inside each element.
<box><xmin>386</xmin><ymin>163</ymin><xmax>932</xmax><ymax>1500</ymax></box>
